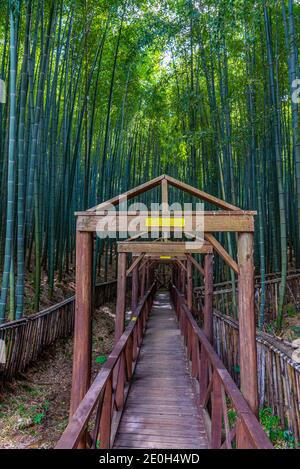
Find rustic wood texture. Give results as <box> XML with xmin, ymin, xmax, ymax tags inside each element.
<box><xmin>77</xmin><ymin>211</ymin><xmax>255</xmax><ymax>233</ymax></box>
<box><xmin>212</xmin><ymin>308</ymin><xmax>300</xmax><ymax>444</ymax></box>
<box><xmin>115</xmin><ymin>252</ymin><xmax>127</xmax><ymax>343</ymax></box>
<box><xmin>164</xmin><ymin>175</ymin><xmax>241</xmax><ymax>211</ymax></box>
<box><xmin>70</xmin><ymin>231</ymin><xmax>93</xmax><ymax>418</ymax></box>
<box><xmin>171</xmin><ymin>285</ymin><xmax>273</xmax><ymax>449</ymax></box>
<box><xmin>118</xmin><ymin>241</ymin><xmax>213</xmax><ymax>254</ymax></box>
<box><xmin>204</xmin><ymin>233</ymin><xmax>239</xmax><ymax>274</ymax></box>
<box><xmin>237</xmin><ymin>233</ymin><xmax>259</xmax><ymax>417</ymax></box>
<box><xmin>114</xmin><ymin>290</ymin><xmax>208</xmax><ymax>449</ymax></box>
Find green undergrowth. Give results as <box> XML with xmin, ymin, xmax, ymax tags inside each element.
<box><xmin>227</xmin><ymin>406</ymin><xmax>299</xmax><ymax>449</ymax></box>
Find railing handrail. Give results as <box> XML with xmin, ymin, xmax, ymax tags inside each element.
<box><xmin>194</xmin><ymin>271</ymin><xmax>300</xmax><ymax>295</ymax></box>
<box><xmin>171</xmin><ymin>284</ymin><xmax>273</xmax><ymax>449</ymax></box>
<box><xmin>56</xmin><ymin>282</ymin><xmax>156</xmax><ymax>449</ymax></box>
<box><xmin>0</xmin><ymin>279</ymin><xmax>118</xmax><ymax>330</ymax></box>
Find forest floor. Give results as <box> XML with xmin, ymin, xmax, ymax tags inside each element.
<box><xmin>0</xmin><ymin>301</ymin><xmax>116</xmax><ymax>449</ymax></box>
<box><xmin>21</xmin><ymin>261</ymin><xmax>117</xmax><ymax>317</ymax></box>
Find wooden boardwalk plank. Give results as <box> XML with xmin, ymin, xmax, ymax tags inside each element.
<box><xmin>113</xmin><ymin>290</ymin><xmax>208</xmax><ymax>449</ymax></box>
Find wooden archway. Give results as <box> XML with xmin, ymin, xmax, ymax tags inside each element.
<box><xmin>70</xmin><ymin>175</ymin><xmax>258</xmax><ymax>431</ymax></box>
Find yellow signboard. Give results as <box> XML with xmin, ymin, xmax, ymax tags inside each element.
<box><xmin>145</xmin><ymin>217</ymin><xmax>185</xmax><ymax>228</ymax></box>
<box><xmin>160</xmin><ymin>256</ymin><xmax>171</xmax><ymax>259</ymax></box>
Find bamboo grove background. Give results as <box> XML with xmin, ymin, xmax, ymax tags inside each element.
<box><xmin>1</xmin><ymin>0</ymin><xmax>300</xmax><ymax>328</ymax></box>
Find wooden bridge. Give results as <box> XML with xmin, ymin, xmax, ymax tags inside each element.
<box><xmin>56</xmin><ymin>175</ymin><xmax>273</xmax><ymax>449</ymax></box>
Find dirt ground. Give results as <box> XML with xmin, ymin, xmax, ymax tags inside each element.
<box><xmin>23</xmin><ymin>264</ymin><xmax>117</xmax><ymax>317</ymax></box>
<box><xmin>0</xmin><ymin>303</ymin><xmax>116</xmax><ymax>449</ymax></box>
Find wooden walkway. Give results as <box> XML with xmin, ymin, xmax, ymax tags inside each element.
<box><xmin>114</xmin><ymin>290</ymin><xmax>208</xmax><ymax>449</ymax></box>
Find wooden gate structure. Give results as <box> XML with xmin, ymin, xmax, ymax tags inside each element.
<box><xmin>56</xmin><ymin>175</ymin><xmax>272</xmax><ymax>449</ymax></box>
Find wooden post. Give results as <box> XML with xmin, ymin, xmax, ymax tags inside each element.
<box><xmin>70</xmin><ymin>231</ymin><xmax>93</xmax><ymax>419</ymax></box>
<box><xmin>131</xmin><ymin>264</ymin><xmax>139</xmax><ymax>316</ymax></box>
<box><xmin>237</xmin><ymin>232</ymin><xmax>258</xmax><ymax>416</ymax></box>
<box><xmin>204</xmin><ymin>253</ymin><xmax>213</xmax><ymax>342</ymax></box>
<box><xmin>161</xmin><ymin>178</ymin><xmax>169</xmax><ymax>240</ymax></box>
<box><xmin>99</xmin><ymin>377</ymin><xmax>112</xmax><ymax>448</ymax></box>
<box><xmin>180</xmin><ymin>263</ymin><xmax>186</xmax><ymax>295</ymax></box>
<box><xmin>200</xmin><ymin>253</ymin><xmax>213</xmax><ymax>404</ymax></box>
<box><xmin>187</xmin><ymin>258</ymin><xmax>193</xmax><ymax>310</ymax></box>
<box><xmin>140</xmin><ymin>264</ymin><xmax>146</xmax><ymax>297</ymax></box>
<box><xmin>115</xmin><ymin>252</ymin><xmax>127</xmax><ymax>342</ymax></box>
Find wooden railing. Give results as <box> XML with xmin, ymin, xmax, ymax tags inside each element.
<box><xmin>194</xmin><ymin>271</ymin><xmax>300</xmax><ymax>320</ymax></box>
<box><xmin>55</xmin><ymin>282</ymin><xmax>156</xmax><ymax>449</ymax></box>
<box><xmin>213</xmin><ymin>309</ymin><xmax>300</xmax><ymax>443</ymax></box>
<box><xmin>171</xmin><ymin>285</ymin><xmax>273</xmax><ymax>449</ymax></box>
<box><xmin>0</xmin><ymin>280</ymin><xmax>117</xmax><ymax>382</ymax></box>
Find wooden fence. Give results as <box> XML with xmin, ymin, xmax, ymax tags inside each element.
<box><xmin>193</xmin><ymin>272</ymin><xmax>300</xmax><ymax>442</ymax></box>
<box><xmin>194</xmin><ymin>271</ymin><xmax>300</xmax><ymax>322</ymax></box>
<box><xmin>0</xmin><ymin>280</ymin><xmax>117</xmax><ymax>383</ymax></box>
<box><xmin>212</xmin><ymin>310</ymin><xmax>300</xmax><ymax>443</ymax></box>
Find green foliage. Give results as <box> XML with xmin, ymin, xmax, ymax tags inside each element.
<box><xmin>258</xmin><ymin>407</ymin><xmax>299</xmax><ymax>448</ymax></box>
<box><xmin>285</xmin><ymin>304</ymin><xmax>297</xmax><ymax>318</ymax></box>
<box><xmin>0</xmin><ymin>0</ymin><xmax>300</xmax><ymax>326</ymax></box>
<box><xmin>95</xmin><ymin>355</ymin><xmax>107</xmax><ymax>364</ymax></box>
<box><xmin>291</xmin><ymin>326</ymin><xmax>300</xmax><ymax>337</ymax></box>
<box><xmin>227</xmin><ymin>408</ymin><xmax>237</xmax><ymax>429</ymax></box>
<box><xmin>33</xmin><ymin>412</ymin><xmax>45</xmax><ymax>425</ymax></box>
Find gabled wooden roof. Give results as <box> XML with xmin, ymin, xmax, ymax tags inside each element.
<box><xmin>87</xmin><ymin>174</ymin><xmax>241</xmax><ymax>212</ymax></box>
<box><xmin>76</xmin><ymin>175</ymin><xmax>256</xmax><ymax>234</ymax></box>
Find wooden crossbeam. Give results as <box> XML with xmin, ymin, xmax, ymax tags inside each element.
<box><xmin>139</xmin><ymin>254</ymin><xmax>187</xmax><ymax>260</ymax></box>
<box><xmin>187</xmin><ymin>254</ymin><xmax>205</xmax><ymax>276</ymax></box>
<box><xmin>118</xmin><ymin>241</ymin><xmax>213</xmax><ymax>254</ymax></box>
<box><xmin>88</xmin><ymin>175</ymin><xmax>164</xmax><ymax>211</ymax></box>
<box><xmin>165</xmin><ymin>175</ymin><xmax>241</xmax><ymax>211</ymax></box>
<box><xmin>204</xmin><ymin>233</ymin><xmax>239</xmax><ymax>274</ymax></box>
<box><xmin>176</xmin><ymin>259</ymin><xmax>187</xmax><ymax>272</ymax></box>
<box><xmin>76</xmin><ymin>211</ymin><xmax>255</xmax><ymax>233</ymax></box>
<box><xmin>125</xmin><ymin>232</ymin><xmax>148</xmax><ymax>242</ymax></box>
<box><xmin>126</xmin><ymin>254</ymin><xmax>144</xmax><ymax>277</ymax></box>
<box><xmin>161</xmin><ymin>178</ymin><xmax>169</xmax><ymax>241</ymax></box>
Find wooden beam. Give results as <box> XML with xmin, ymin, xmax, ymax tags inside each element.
<box><xmin>176</xmin><ymin>259</ymin><xmax>187</xmax><ymax>272</ymax></box>
<box><xmin>204</xmin><ymin>233</ymin><xmax>239</xmax><ymax>274</ymax></box>
<box><xmin>199</xmin><ymin>253</ymin><xmax>213</xmax><ymax>405</ymax></box>
<box><xmin>204</xmin><ymin>253</ymin><xmax>213</xmax><ymax>342</ymax></box>
<box><xmin>187</xmin><ymin>258</ymin><xmax>193</xmax><ymax>310</ymax></box>
<box><xmin>118</xmin><ymin>241</ymin><xmax>213</xmax><ymax>254</ymax></box>
<box><xmin>161</xmin><ymin>179</ymin><xmax>169</xmax><ymax>240</ymax></box>
<box><xmin>76</xmin><ymin>211</ymin><xmax>255</xmax><ymax>233</ymax></box>
<box><xmin>115</xmin><ymin>252</ymin><xmax>127</xmax><ymax>343</ymax></box>
<box><xmin>131</xmin><ymin>265</ymin><xmax>139</xmax><ymax>317</ymax></box>
<box><xmin>70</xmin><ymin>231</ymin><xmax>93</xmax><ymax>435</ymax></box>
<box><xmin>187</xmin><ymin>254</ymin><xmax>204</xmax><ymax>276</ymax></box>
<box><xmin>88</xmin><ymin>175</ymin><xmax>165</xmax><ymax>211</ymax></box>
<box><xmin>126</xmin><ymin>253</ymin><xmax>144</xmax><ymax>276</ymax></box>
<box><xmin>125</xmin><ymin>232</ymin><xmax>148</xmax><ymax>241</ymax></box>
<box><xmin>165</xmin><ymin>175</ymin><xmax>241</xmax><ymax>211</ymax></box>
<box><xmin>237</xmin><ymin>233</ymin><xmax>258</xmax><ymax>417</ymax></box>
<box><xmin>161</xmin><ymin>178</ymin><xmax>168</xmax><ymax>211</ymax></box>
<box><xmin>142</xmin><ymin>254</ymin><xmax>187</xmax><ymax>260</ymax></box>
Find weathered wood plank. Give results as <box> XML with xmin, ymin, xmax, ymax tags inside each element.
<box><xmin>113</xmin><ymin>290</ymin><xmax>208</xmax><ymax>449</ymax></box>
<box><xmin>204</xmin><ymin>233</ymin><xmax>239</xmax><ymax>274</ymax></box>
<box><xmin>76</xmin><ymin>212</ymin><xmax>255</xmax><ymax>233</ymax></box>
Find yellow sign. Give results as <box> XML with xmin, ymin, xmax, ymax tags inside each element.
<box><xmin>160</xmin><ymin>256</ymin><xmax>171</xmax><ymax>259</ymax></box>
<box><xmin>131</xmin><ymin>316</ymin><xmax>137</xmax><ymax>321</ymax></box>
<box><xmin>145</xmin><ymin>217</ymin><xmax>185</xmax><ymax>228</ymax></box>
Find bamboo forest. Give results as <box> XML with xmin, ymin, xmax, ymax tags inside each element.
<box><xmin>1</xmin><ymin>0</ymin><xmax>300</xmax><ymax>454</ymax></box>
